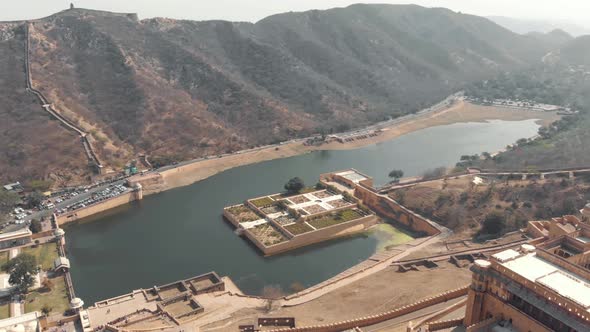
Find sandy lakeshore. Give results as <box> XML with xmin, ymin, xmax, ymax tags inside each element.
<box><xmin>157</xmin><ymin>101</ymin><xmax>560</xmax><ymax>192</ymax></box>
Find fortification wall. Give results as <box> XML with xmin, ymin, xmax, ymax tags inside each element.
<box><xmin>355</xmin><ymin>185</ymin><xmax>440</xmax><ymax>236</ymax></box>
<box><xmin>245</xmin><ymin>214</ymin><xmax>378</xmax><ymax>256</ymax></box>
<box><xmin>55</xmin><ymin>191</ymin><xmax>140</xmax><ymax>225</ymax></box>
<box><xmin>267</xmin><ymin>286</ymin><xmax>469</xmax><ymax>332</ymax></box>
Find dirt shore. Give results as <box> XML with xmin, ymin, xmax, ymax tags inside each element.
<box><xmin>203</xmin><ymin>261</ymin><xmax>472</xmax><ymax>330</ymax></box>
<box><xmin>159</xmin><ymin>101</ymin><xmax>560</xmax><ymax>192</ymax></box>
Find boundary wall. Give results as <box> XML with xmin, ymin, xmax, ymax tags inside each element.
<box><xmin>230</xmin><ymin>212</ymin><xmax>377</xmax><ymax>256</ymax></box>
<box><xmin>266</xmin><ymin>286</ymin><xmax>469</xmax><ymax>332</ymax></box>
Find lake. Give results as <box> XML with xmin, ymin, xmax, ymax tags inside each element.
<box><xmin>64</xmin><ymin>119</ymin><xmax>540</xmax><ymax>304</ymax></box>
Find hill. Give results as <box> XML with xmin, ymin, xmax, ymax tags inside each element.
<box><xmin>557</xmin><ymin>36</ymin><xmax>590</xmax><ymax>66</ymax></box>
<box><xmin>487</xmin><ymin>16</ymin><xmax>590</xmax><ymax>37</ymax></box>
<box><xmin>0</xmin><ymin>23</ymin><xmax>87</xmax><ymax>186</ymax></box>
<box><xmin>390</xmin><ymin>175</ymin><xmax>590</xmax><ymax>237</ymax></box>
<box><xmin>0</xmin><ymin>4</ymin><xmax>571</xmax><ymax>185</ymax></box>
<box><xmin>465</xmin><ymin>35</ymin><xmax>590</xmax><ymax>171</ymax></box>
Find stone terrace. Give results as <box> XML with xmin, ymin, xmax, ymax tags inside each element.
<box><xmin>87</xmin><ymin>272</ymin><xmax>224</xmax><ymax>330</ymax></box>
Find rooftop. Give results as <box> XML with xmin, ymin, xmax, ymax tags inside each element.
<box><xmin>0</xmin><ymin>227</ymin><xmax>32</xmax><ymax>240</ymax></box>
<box><xmin>497</xmin><ymin>250</ymin><xmax>590</xmax><ymax>311</ymax></box>
<box><xmin>335</xmin><ymin>170</ymin><xmax>369</xmax><ymax>184</ymax></box>
<box><xmin>491</xmin><ymin>249</ymin><xmax>520</xmax><ymax>263</ymax></box>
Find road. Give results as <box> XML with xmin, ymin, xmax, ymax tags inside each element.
<box><xmin>4</xmin><ymin>92</ymin><xmax>462</xmax><ymax>230</ymax></box>
<box><xmin>19</xmin><ymin>179</ymin><xmax>127</xmax><ymax>224</ymax></box>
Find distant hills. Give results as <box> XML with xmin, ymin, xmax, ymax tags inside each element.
<box><xmin>0</xmin><ymin>4</ymin><xmax>584</xmax><ymax>184</ymax></box>
<box><xmin>487</xmin><ymin>16</ymin><xmax>590</xmax><ymax>37</ymax></box>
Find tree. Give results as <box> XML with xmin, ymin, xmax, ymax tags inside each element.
<box><xmin>481</xmin><ymin>212</ymin><xmax>506</xmax><ymax>235</ymax></box>
<box><xmin>26</xmin><ymin>180</ymin><xmax>53</xmax><ymax>192</ymax></box>
<box><xmin>0</xmin><ymin>191</ymin><xmax>20</xmax><ymax>214</ymax></box>
<box><xmin>2</xmin><ymin>254</ymin><xmax>39</xmax><ymax>293</ymax></box>
<box><xmin>25</xmin><ymin>192</ymin><xmax>45</xmax><ymax>209</ymax></box>
<box><xmin>41</xmin><ymin>304</ymin><xmax>52</xmax><ymax>316</ymax></box>
<box><xmin>29</xmin><ymin>219</ymin><xmax>42</xmax><ymax>234</ymax></box>
<box><xmin>284</xmin><ymin>177</ymin><xmax>305</xmax><ymax>193</ymax></box>
<box><xmin>388</xmin><ymin>169</ymin><xmax>404</xmax><ymax>182</ymax></box>
<box><xmin>560</xmin><ymin>198</ymin><xmax>577</xmax><ymax>215</ymax></box>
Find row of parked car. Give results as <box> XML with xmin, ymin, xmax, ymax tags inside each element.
<box><xmin>11</xmin><ymin>207</ymin><xmax>32</xmax><ymax>223</ymax></box>
<box><xmin>55</xmin><ymin>184</ymin><xmax>129</xmax><ymax>215</ymax></box>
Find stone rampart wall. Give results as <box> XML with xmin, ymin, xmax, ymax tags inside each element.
<box><xmin>267</xmin><ymin>286</ymin><xmax>469</xmax><ymax>332</ymax></box>
<box><xmin>355</xmin><ymin>185</ymin><xmax>440</xmax><ymax>236</ymax></box>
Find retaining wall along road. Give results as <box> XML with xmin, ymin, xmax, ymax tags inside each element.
<box><xmin>54</xmin><ymin>190</ymin><xmax>142</xmax><ymax>225</ymax></box>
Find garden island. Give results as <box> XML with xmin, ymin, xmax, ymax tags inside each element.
<box><xmin>223</xmin><ymin>170</ymin><xmax>378</xmax><ymax>255</ymax></box>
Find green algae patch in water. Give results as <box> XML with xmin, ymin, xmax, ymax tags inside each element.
<box><xmin>369</xmin><ymin>223</ymin><xmax>415</xmax><ymax>252</ymax></box>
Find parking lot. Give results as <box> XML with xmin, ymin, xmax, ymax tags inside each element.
<box><xmin>55</xmin><ymin>183</ymin><xmax>130</xmax><ymax>215</ymax></box>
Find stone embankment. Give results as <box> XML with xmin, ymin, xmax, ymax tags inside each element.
<box><xmin>23</xmin><ymin>22</ymin><xmax>103</xmax><ymax>173</ymax></box>
<box><xmin>54</xmin><ymin>187</ymin><xmax>143</xmax><ymax>225</ymax></box>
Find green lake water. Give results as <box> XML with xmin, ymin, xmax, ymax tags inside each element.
<box><xmin>64</xmin><ymin>119</ymin><xmax>541</xmax><ymax>304</ymax></box>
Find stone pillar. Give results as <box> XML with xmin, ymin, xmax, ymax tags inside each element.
<box><xmin>569</xmin><ymin>171</ymin><xmax>574</xmax><ymax>179</ymax></box>
<box><xmin>134</xmin><ymin>183</ymin><xmax>143</xmax><ymax>201</ymax></box>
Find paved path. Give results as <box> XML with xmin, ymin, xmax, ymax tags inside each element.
<box><xmin>281</xmin><ymin>232</ymin><xmax>448</xmax><ymax>306</ymax></box>
<box><xmin>380</xmin><ymin>167</ymin><xmax>590</xmax><ymax>194</ymax></box>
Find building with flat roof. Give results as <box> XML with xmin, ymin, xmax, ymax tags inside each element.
<box><xmin>0</xmin><ymin>311</ymin><xmax>39</xmax><ymax>332</ymax></box>
<box><xmin>464</xmin><ymin>243</ymin><xmax>590</xmax><ymax>332</ymax></box>
<box><xmin>0</xmin><ymin>228</ymin><xmax>32</xmax><ymax>250</ymax></box>
<box><xmin>3</xmin><ymin>181</ymin><xmax>22</xmax><ymax>192</ymax></box>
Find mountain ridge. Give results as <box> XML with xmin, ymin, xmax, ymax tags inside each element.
<box><xmin>0</xmin><ymin>4</ymin><xmax>574</xmax><ymax>184</ymax></box>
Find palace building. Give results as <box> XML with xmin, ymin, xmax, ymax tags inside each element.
<box><xmin>464</xmin><ymin>231</ymin><xmax>590</xmax><ymax>331</ymax></box>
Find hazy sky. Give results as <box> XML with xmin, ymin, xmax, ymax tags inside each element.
<box><xmin>2</xmin><ymin>0</ymin><xmax>589</xmax><ymax>27</ymax></box>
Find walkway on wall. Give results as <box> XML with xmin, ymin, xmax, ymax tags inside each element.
<box><xmin>378</xmin><ymin>166</ymin><xmax>590</xmax><ymax>194</ymax></box>
<box><xmin>24</xmin><ymin>22</ymin><xmax>103</xmax><ymax>171</ymax></box>
<box><xmin>281</xmin><ymin>231</ymin><xmax>448</xmax><ymax>307</ymax></box>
